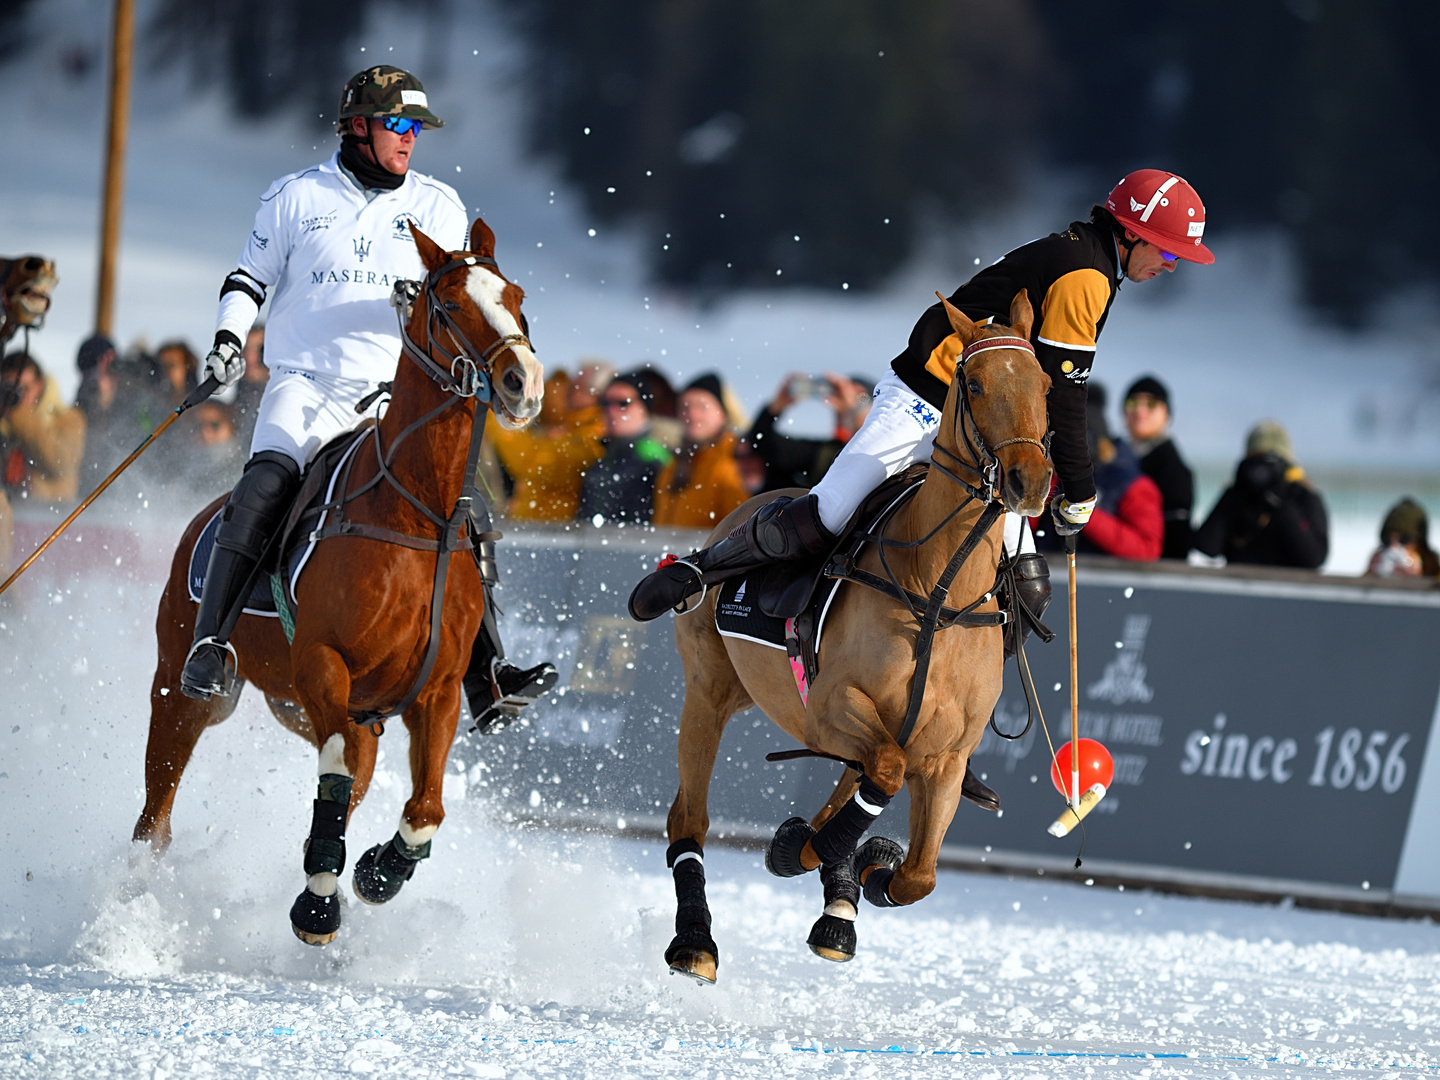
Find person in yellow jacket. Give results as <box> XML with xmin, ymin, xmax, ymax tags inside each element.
<box><xmin>1</xmin><ymin>351</ymin><xmax>86</xmax><ymax>505</ymax></box>
<box><xmin>490</xmin><ymin>368</ymin><xmax>605</xmax><ymax>522</ymax></box>
<box><xmin>652</xmin><ymin>373</ymin><xmax>749</xmax><ymax>529</ymax></box>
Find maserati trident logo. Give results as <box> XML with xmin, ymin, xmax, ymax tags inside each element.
<box><xmin>353</xmin><ymin>236</ymin><xmax>372</xmax><ymax>262</ymax></box>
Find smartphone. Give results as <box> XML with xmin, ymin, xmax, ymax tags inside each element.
<box><xmin>786</xmin><ymin>374</ymin><xmax>832</xmax><ymax>401</ymax></box>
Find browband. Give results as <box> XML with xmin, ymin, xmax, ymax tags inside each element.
<box><xmin>960</xmin><ymin>335</ymin><xmax>1035</xmax><ymax>363</ymax></box>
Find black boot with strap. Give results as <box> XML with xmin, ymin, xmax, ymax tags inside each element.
<box><xmin>181</xmin><ymin>450</ymin><xmax>301</xmax><ymax>700</ymax></box>
<box><xmin>628</xmin><ymin>492</ymin><xmax>833</xmax><ymax>622</ymax></box>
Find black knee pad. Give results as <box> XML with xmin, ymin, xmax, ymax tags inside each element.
<box><xmin>810</xmin><ymin>776</ymin><xmax>892</xmax><ymax>866</ymax></box>
<box><xmin>216</xmin><ymin>452</ymin><xmax>302</xmax><ymax>555</ymax></box>
<box><xmin>752</xmin><ymin>493</ymin><xmax>833</xmax><ymax>560</ymax></box>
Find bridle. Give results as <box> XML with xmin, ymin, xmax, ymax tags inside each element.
<box><xmin>309</xmin><ymin>252</ymin><xmax>534</xmax><ymax>732</ymax></box>
<box><xmin>929</xmin><ymin>333</ymin><xmax>1050</xmax><ymax>505</ymax></box>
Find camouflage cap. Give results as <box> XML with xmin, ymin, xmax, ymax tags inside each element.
<box><xmin>336</xmin><ymin>65</ymin><xmax>444</xmax><ymax>134</ymax></box>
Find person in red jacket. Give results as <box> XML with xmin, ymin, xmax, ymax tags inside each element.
<box><xmin>1038</xmin><ymin>382</ymin><xmax>1163</xmax><ymax>560</ymax></box>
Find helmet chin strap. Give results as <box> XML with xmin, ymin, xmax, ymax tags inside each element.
<box><xmin>1116</xmin><ymin>230</ymin><xmax>1140</xmax><ymax>278</ymax></box>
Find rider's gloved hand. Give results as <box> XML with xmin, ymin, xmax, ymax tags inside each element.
<box><xmin>203</xmin><ymin>330</ymin><xmax>246</xmax><ymax>388</ymax></box>
<box><xmin>1051</xmin><ymin>495</ymin><xmax>1097</xmax><ymax>536</ymax></box>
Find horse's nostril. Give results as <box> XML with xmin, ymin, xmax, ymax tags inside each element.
<box><xmin>503</xmin><ymin>369</ymin><xmax>524</xmax><ymax>394</ymax></box>
<box><xmin>1006</xmin><ymin>466</ymin><xmax>1026</xmax><ymax>494</ymax></box>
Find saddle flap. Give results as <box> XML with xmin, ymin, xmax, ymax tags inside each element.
<box><xmin>755</xmin><ymin>463</ymin><xmax>931</xmax><ymax>620</ymax></box>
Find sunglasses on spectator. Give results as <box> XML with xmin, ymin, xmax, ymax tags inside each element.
<box><xmin>381</xmin><ymin>116</ymin><xmax>424</xmax><ymax>137</ymax></box>
<box><xmin>602</xmin><ymin>396</ymin><xmax>637</xmax><ymax>409</ymax></box>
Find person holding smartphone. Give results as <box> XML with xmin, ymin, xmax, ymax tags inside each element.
<box><xmin>745</xmin><ymin>372</ymin><xmax>873</xmax><ymax>492</ymax></box>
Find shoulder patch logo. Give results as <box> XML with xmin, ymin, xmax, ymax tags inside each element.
<box><xmin>250</xmin><ymin>230</ymin><xmax>268</xmax><ymax>250</ymax></box>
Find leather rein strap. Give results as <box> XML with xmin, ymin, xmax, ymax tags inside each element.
<box><xmin>831</xmin><ymin>331</ymin><xmax>1044</xmax><ymax>750</ymax></box>
<box><xmin>312</xmin><ymin>254</ymin><xmax>525</xmax><ymax>732</ymax></box>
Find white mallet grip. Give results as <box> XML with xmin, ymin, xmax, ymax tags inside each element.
<box><xmin>1047</xmin><ymin>783</ymin><xmax>1107</xmax><ymax>837</ymax></box>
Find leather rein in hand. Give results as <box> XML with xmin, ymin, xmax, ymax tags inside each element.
<box><xmin>313</xmin><ymin>254</ymin><xmax>531</xmax><ymax>733</ymax></box>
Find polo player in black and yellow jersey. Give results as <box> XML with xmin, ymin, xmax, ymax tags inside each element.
<box><xmin>630</xmin><ymin>171</ymin><xmax>1214</xmax><ymax>797</ymax></box>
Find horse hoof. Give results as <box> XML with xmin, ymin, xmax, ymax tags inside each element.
<box><xmin>289</xmin><ymin>887</ymin><xmax>342</xmax><ymax>946</ymax></box>
<box><xmin>765</xmin><ymin>817</ymin><xmax>817</xmax><ymax>878</ymax></box>
<box><xmin>806</xmin><ymin>913</ymin><xmax>857</xmax><ymax>962</ymax></box>
<box><xmin>352</xmin><ymin>839</ymin><xmax>417</xmax><ymax>906</ymax></box>
<box><xmin>666</xmin><ymin>929</ymin><xmax>719</xmax><ymax>984</ymax></box>
<box><xmin>853</xmin><ymin>836</ymin><xmax>905</xmax><ymax>908</ymax></box>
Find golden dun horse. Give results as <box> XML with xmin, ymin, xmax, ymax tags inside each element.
<box><xmin>661</xmin><ymin>291</ymin><xmax>1051</xmax><ymax>982</ymax></box>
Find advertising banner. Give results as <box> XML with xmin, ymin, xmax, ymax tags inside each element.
<box><xmin>460</xmin><ymin>530</ymin><xmax>1440</xmax><ymax>904</ymax></box>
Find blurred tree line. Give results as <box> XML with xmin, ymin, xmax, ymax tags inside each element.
<box><xmin>28</xmin><ymin>0</ymin><xmax>1438</xmax><ymax>322</ymax></box>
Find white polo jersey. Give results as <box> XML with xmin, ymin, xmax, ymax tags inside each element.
<box><xmin>216</xmin><ymin>153</ymin><xmax>469</xmax><ymax>383</ymax></box>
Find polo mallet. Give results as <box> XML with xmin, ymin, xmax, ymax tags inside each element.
<box><xmin>1048</xmin><ymin>532</ymin><xmax>1108</xmax><ymax>837</ymax></box>
<box><xmin>0</xmin><ymin>374</ymin><xmax>219</xmax><ymax>597</ymax></box>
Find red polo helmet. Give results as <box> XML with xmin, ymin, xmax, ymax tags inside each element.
<box><xmin>1105</xmin><ymin>169</ymin><xmax>1214</xmax><ymax>265</ymax></box>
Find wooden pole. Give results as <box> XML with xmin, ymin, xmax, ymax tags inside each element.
<box><xmin>95</xmin><ymin>0</ymin><xmax>135</xmax><ymax>337</ymax></box>
<box><xmin>1067</xmin><ymin>537</ymin><xmax>1080</xmax><ymax>806</ymax></box>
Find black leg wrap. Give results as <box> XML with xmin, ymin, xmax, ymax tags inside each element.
<box><xmin>853</xmin><ymin>836</ymin><xmax>905</xmax><ymax>909</ymax></box>
<box><xmin>302</xmin><ymin>774</ymin><xmax>351</xmax><ymax>876</ymax></box>
<box><xmin>810</xmin><ymin>777</ymin><xmax>892</xmax><ymax>867</ymax></box>
<box><xmin>806</xmin><ymin>858</ymin><xmax>861</xmax><ymax>962</ymax></box>
<box><xmin>352</xmin><ymin>831</ymin><xmax>429</xmax><ymax>906</ymax></box>
<box><xmin>664</xmin><ymin>840</ymin><xmax>719</xmax><ymax>976</ymax></box>
<box><xmin>764</xmin><ymin>816</ymin><xmax>817</xmax><ymax>878</ymax></box>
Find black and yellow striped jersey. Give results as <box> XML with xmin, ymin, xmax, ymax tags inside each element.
<box><xmin>890</xmin><ymin>220</ymin><xmax>1121</xmax><ymax>503</ymax></box>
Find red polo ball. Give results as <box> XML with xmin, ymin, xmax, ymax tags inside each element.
<box><xmin>1050</xmin><ymin>739</ymin><xmax>1114</xmax><ymax>797</ymax></box>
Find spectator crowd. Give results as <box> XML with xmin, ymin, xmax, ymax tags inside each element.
<box><xmin>3</xmin><ymin>325</ymin><xmax>1438</xmax><ymax>586</ymax></box>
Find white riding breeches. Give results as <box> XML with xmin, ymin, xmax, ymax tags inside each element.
<box><xmin>249</xmin><ymin>367</ymin><xmax>385</xmax><ymax>470</ymax></box>
<box><xmin>809</xmin><ymin>370</ymin><xmax>1034</xmax><ymax>558</ymax></box>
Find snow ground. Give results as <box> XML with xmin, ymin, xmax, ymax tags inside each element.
<box><xmin>4</xmin><ymin>549</ymin><xmax>1440</xmax><ymax>1079</ymax></box>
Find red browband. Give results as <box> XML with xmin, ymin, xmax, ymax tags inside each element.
<box><xmin>959</xmin><ymin>335</ymin><xmax>1036</xmax><ymax>363</ymax></box>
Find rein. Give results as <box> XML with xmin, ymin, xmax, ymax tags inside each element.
<box><xmin>309</xmin><ymin>254</ymin><xmax>529</xmax><ymax>732</ymax></box>
<box><xmin>831</xmin><ymin>331</ymin><xmax>1047</xmax><ymax>749</ymax></box>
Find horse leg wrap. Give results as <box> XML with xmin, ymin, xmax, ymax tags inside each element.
<box><xmin>853</xmin><ymin>836</ymin><xmax>905</xmax><ymax>909</ymax></box>
<box><xmin>664</xmin><ymin>840</ymin><xmax>719</xmax><ymax>976</ymax></box>
<box><xmin>352</xmin><ymin>831</ymin><xmax>430</xmax><ymax>906</ymax></box>
<box><xmin>807</xmin><ymin>858</ymin><xmax>861</xmax><ymax>962</ymax></box>
<box><xmin>810</xmin><ymin>777</ymin><xmax>892</xmax><ymax>867</ymax></box>
<box><xmin>765</xmin><ymin>817</ymin><xmax>817</xmax><ymax>879</ymax></box>
<box><xmin>302</xmin><ymin>774</ymin><xmax>352</xmax><ymax>880</ymax></box>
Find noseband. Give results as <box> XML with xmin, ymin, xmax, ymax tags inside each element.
<box><xmin>930</xmin><ymin>334</ymin><xmax>1050</xmax><ymax>504</ymax></box>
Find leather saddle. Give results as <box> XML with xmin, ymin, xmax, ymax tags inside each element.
<box><xmin>755</xmin><ymin>463</ymin><xmax>930</xmax><ymax>620</ymax></box>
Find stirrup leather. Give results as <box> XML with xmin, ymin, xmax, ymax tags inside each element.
<box><xmin>664</xmin><ymin>556</ymin><xmax>707</xmax><ymax>615</ymax></box>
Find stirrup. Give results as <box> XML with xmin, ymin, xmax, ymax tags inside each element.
<box><xmin>180</xmin><ymin>636</ymin><xmax>239</xmax><ymax>700</ymax></box>
<box><xmin>470</xmin><ymin>657</ymin><xmax>557</xmax><ymax>735</ymax></box>
<box><xmin>664</xmin><ymin>556</ymin><xmax>708</xmax><ymax>615</ymax></box>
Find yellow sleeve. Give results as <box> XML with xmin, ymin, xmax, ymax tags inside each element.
<box><xmin>1038</xmin><ymin>268</ymin><xmax>1110</xmax><ymax>351</ymax></box>
<box><xmin>922</xmin><ymin>315</ymin><xmax>992</xmax><ymax>385</ymax></box>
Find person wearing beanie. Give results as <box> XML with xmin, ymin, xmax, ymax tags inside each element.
<box><xmin>578</xmin><ymin>370</ymin><xmax>673</xmax><ymax>526</ymax></box>
<box><xmin>1366</xmin><ymin>498</ymin><xmax>1440</xmax><ymax>578</ymax></box>
<box><xmin>1038</xmin><ymin>382</ymin><xmax>1162</xmax><ymax>560</ymax></box>
<box><xmin>1193</xmin><ymin>420</ymin><xmax>1328</xmax><ymax>569</ymax></box>
<box><xmin>491</xmin><ymin>367</ymin><xmax>605</xmax><ymax>522</ymax></box>
<box><xmin>1122</xmin><ymin>374</ymin><xmax>1194</xmax><ymax>559</ymax></box>
<box><xmin>651</xmin><ymin>372</ymin><xmax>749</xmax><ymax>529</ymax></box>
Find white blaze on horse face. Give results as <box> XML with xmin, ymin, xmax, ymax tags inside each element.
<box><xmin>463</xmin><ymin>266</ymin><xmax>543</xmax><ymax>428</ymax></box>
<box><xmin>398</xmin><ymin>819</ymin><xmax>439</xmax><ymax>848</ymax></box>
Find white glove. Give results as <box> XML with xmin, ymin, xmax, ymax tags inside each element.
<box><xmin>204</xmin><ymin>331</ymin><xmax>245</xmax><ymax>388</ymax></box>
<box><xmin>1051</xmin><ymin>495</ymin><xmax>1097</xmax><ymax>536</ymax></box>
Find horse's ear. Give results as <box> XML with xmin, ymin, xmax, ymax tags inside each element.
<box><xmin>468</xmin><ymin>217</ymin><xmax>496</xmax><ymax>259</ymax></box>
<box><xmin>409</xmin><ymin>221</ymin><xmax>447</xmax><ymax>273</ymax></box>
<box><xmin>1007</xmin><ymin>289</ymin><xmax>1034</xmax><ymax>340</ymax></box>
<box><xmin>937</xmin><ymin>292</ymin><xmax>981</xmax><ymax>347</ymax></box>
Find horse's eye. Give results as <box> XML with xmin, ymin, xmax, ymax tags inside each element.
<box><xmin>443</xmin><ymin>301</ymin><xmax>460</xmax><ymax>312</ymax></box>
<box><xmin>967</xmin><ymin>378</ymin><xmax>983</xmax><ymax>396</ymax></box>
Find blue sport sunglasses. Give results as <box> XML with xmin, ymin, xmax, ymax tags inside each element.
<box><xmin>381</xmin><ymin>116</ymin><xmax>424</xmax><ymax>137</ymax></box>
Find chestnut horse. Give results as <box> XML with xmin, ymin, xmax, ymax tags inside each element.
<box><xmin>132</xmin><ymin>219</ymin><xmax>543</xmax><ymax>946</ymax></box>
<box><xmin>662</xmin><ymin>291</ymin><xmax>1051</xmax><ymax>982</ymax></box>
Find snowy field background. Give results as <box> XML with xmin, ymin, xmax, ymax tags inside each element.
<box><xmin>4</xmin><ymin>538</ymin><xmax>1440</xmax><ymax>1078</ymax></box>
<box><xmin>6</xmin><ymin>1</ymin><xmax>1440</xmax><ymax>1074</ymax></box>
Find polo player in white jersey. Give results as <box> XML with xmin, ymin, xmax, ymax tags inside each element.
<box><xmin>182</xmin><ymin>65</ymin><xmax>557</xmax><ymax>730</ymax></box>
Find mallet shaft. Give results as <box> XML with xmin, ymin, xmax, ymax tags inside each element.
<box><xmin>1067</xmin><ymin>539</ymin><xmax>1080</xmax><ymax>806</ymax></box>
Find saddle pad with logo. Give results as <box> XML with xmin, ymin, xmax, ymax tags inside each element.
<box><xmin>714</xmin><ymin>572</ymin><xmax>842</xmax><ymax>651</ymax></box>
<box><xmin>187</xmin><ymin>429</ymin><xmax>371</xmax><ymax>616</ymax></box>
